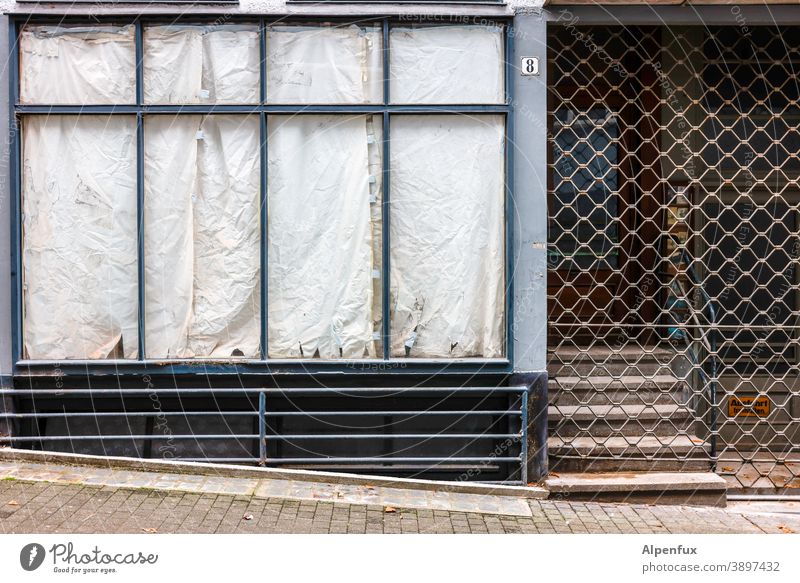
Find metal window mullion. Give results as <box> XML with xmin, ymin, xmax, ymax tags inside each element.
<box><xmin>15</xmin><ymin>105</ymin><xmax>510</xmax><ymax>115</ymax></box>
<box><xmin>259</xmin><ymin>19</ymin><xmax>268</xmax><ymax>360</ymax></box>
<box><xmin>504</xmin><ymin>22</ymin><xmax>514</xmax><ymax>363</ymax></box>
<box><xmin>260</xmin><ymin>111</ymin><xmax>268</xmax><ymax>360</ymax></box>
<box><xmin>10</xmin><ymin>17</ymin><xmax>22</xmax><ymax>364</ymax></box>
<box><xmin>135</xmin><ymin>19</ymin><xmax>146</xmax><ymax>360</ymax></box>
<box><xmin>382</xmin><ymin>18</ymin><xmax>391</xmax><ymax>360</ymax></box>
<box><xmin>260</xmin><ymin>17</ymin><xmax>267</xmax><ymax>104</ymax></box>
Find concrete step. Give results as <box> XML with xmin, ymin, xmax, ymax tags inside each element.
<box><xmin>545</xmin><ymin>471</ymin><xmax>727</xmax><ymax>506</ymax></box>
<box><xmin>549</xmin><ymin>375</ymin><xmax>691</xmax><ymax>406</ymax></box>
<box><xmin>548</xmin><ymin>346</ymin><xmax>679</xmax><ymax>377</ymax></box>
<box><xmin>549</xmin><ymin>404</ymin><xmax>695</xmax><ymax>437</ymax></box>
<box><xmin>548</xmin><ymin>434</ymin><xmax>713</xmax><ymax>472</ymax></box>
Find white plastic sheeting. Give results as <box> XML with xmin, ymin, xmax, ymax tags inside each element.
<box><xmin>267</xmin><ymin>115</ymin><xmax>380</xmax><ymax>358</ymax></box>
<box><xmin>390</xmin><ymin>115</ymin><xmax>505</xmax><ymax>358</ymax></box>
<box><xmin>390</xmin><ymin>25</ymin><xmax>504</xmax><ymax>104</ymax></box>
<box><xmin>20</xmin><ymin>25</ymin><xmax>136</xmax><ymax>104</ymax></box>
<box><xmin>267</xmin><ymin>25</ymin><xmax>382</xmax><ymax>104</ymax></box>
<box><xmin>22</xmin><ymin>116</ymin><xmax>139</xmax><ymax>359</ymax></box>
<box><xmin>144</xmin><ymin>115</ymin><xmax>261</xmax><ymax>358</ymax></box>
<box><xmin>144</xmin><ymin>26</ymin><xmax>260</xmax><ymax>104</ymax></box>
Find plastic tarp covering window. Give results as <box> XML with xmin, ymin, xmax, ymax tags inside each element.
<box><xmin>390</xmin><ymin>115</ymin><xmax>505</xmax><ymax>358</ymax></box>
<box><xmin>144</xmin><ymin>115</ymin><xmax>261</xmax><ymax>358</ymax></box>
<box><xmin>22</xmin><ymin>116</ymin><xmax>138</xmax><ymax>359</ymax></box>
<box><xmin>20</xmin><ymin>25</ymin><xmax>135</xmax><ymax>104</ymax></box>
<box><xmin>267</xmin><ymin>25</ymin><xmax>382</xmax><ymax>104</ymax></box>
<box><xmin>390</xmin><ymin>25</ymin><xmax>504</xmax><ymax>104</ymax></box>
<box><xmin>268</xmin><ymin>115</ymin><xmax>380</xmax><ymax>358</ymax></box>
<box><xmin>144</xmin><ymin>26</ymin><xmax>260</xmax><ymax>104</ymax></box>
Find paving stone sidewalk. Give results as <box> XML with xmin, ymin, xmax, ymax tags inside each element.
<box><xmin>2</xmin><ymin>478</ymin><xmax>800</xmax><ymax>534</ymax></box>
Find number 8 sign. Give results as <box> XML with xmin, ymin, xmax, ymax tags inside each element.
<box><xmin>520</xmin><ymin>56</ymin><xmax>540</xmax><ymax>76</ymax></box>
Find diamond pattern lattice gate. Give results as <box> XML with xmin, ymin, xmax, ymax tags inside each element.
<box><xmin>547</xmin><ymin>25</ymin><xmax>800</xmax><ymax>491</ymax></box>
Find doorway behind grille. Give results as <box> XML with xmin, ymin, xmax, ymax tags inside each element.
<box><xmin>547</xmin><ymin>25</ymin><xmax>800</xmax><ymax>491</ymax></box>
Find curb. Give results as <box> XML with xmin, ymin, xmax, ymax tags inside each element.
<box><xmin>0</xmin><ymin>448</ymin><xmax>549</xmax><ymax>500</ymax></box>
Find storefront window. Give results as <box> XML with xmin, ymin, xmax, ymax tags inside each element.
<box><xmin>18</xmin><ymin>21</ymin><xmax>507</xmax><ymax>362</ymax></box>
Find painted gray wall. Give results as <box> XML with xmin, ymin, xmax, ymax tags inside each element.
<box><xmin>511</xmin><ymin>12</ymin><xmax>548</xmax><ymax>373</ymax></box>
<box><xmin>0</xmin><ymin>16</ymin><xmax>9</xmax><ymax>374</ymax></box>
<box><xmin>0</xmin><ymin>15</ymin><xmax>13</xmax><ymax>436</ymax></box>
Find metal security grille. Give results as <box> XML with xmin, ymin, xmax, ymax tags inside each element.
<box><xmin>548</xmin><ymin>25</ymin><xmax>800</xmax><ymax>491</ymax></box>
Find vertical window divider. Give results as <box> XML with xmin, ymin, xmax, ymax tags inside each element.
<box><xmin>135</xmin><ymin>19</ymin><xmax>146</xmax><ymax>361</ymax></box>
<box><xmin>382</xmin><ymin>18</ymin><xmax>391</xmax><ymax>361</ymax></box>
<box><xmin>10</xmin><ymin>18</ymin><xmax>22</xmax><ymax>364</ymax></box>
<box><xmin>260</xmin><ymin>19</ymin><xmax>268</xmax><ymax>361</ymax></box>
<box><xmin>504</xmin><ymin>21</ymin><xmax>514</xmax><ymax>364</ymax></box>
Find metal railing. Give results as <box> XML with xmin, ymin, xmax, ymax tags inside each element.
<box><xmin>0</xmin><ymin>385</ymin><xmax>530</xmax><ymax>484</ymax></box>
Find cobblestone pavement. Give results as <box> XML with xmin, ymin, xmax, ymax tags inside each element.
<box><xmin>2</xmin><ymin>479</ymin><xmax>800</xmax><ymax>534</ymax></box>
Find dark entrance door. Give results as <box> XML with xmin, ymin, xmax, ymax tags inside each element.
<box><xmin>547</xmin><ymin>28</ymin><xmax>665</xmax><ymax>347</ymax></box>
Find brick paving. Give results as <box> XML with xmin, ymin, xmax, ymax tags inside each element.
<box><xmin>1</xmin><ymin>478</ymin><xmax>799</xmax><ymax>534</ymax></box>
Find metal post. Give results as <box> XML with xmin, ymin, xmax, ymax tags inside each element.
<box><xmin>258</xmin><ymin>391</ymin><xmax>266</xmax><ymax>466</ymax></box>
<box><xmin>520</xmin><ymin>388</ymin><xmax>529</xmax><ymax>485</ymax></box>
<box><xmin>259</xmin><ymin>19</ymin><xmax>268</xmax><ymax>359</ymax></box>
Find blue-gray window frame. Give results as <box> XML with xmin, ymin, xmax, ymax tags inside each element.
<box><xmin>8</xmin><ymin>14</ymin><xmax>515</xmax><ymax>376</ymax></box>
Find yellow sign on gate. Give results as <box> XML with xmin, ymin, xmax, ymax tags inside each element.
<box><xmin>728</xmin><ymin>395</ymin><xmax>771</xmax><ymax>418</ymax></box>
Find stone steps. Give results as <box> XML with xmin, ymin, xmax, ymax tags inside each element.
<box><xmin>545</xmin><ymin>471</ymin><xmax>727</xmax><ymax>506</ymax></box>
<box><xmin>549</xmin><ymin>404</ymin><xmax>694</xmax><ymax>437</ymax></box>
<box><xmin>547</xmin><ymin>346</ymin><xmax>711</xmax><ymax>472</ymax></box>
<box><xmin>548</xmin><ymin>435</ymin><xmax>713</xmax><ymax>472</ymax></box>
<box><xmin>549</xmin><ymin>375</ymin><xmax>690</xmax><ymax>406</ymax></box>
<box><xmin>548</xmin><ymin>346</ymin><xmax>678</xmax><ymax>377</ymax></box>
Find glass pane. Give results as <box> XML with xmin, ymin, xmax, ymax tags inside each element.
<box><xmin>390</xmin><ymin>115</ymin><xmax>505</xmax><ymax>358</ymax></box>
<box><xmin>144</xmin><ymin>25</ymin><xmax>260</xmax><ymax>105</ymax></box>
<box><xmin>390</xmin><ymin>25</ymin><xmax>504</xmax><ymax>104</ymax></box>
<box><xmin>20</xmin><ymin>25</ymin><xmax>136</xmax><ymax>104</ymax></box>
<box><xmin>268</xmin><ymin>115</ymin><xmax>383</xmax><ymax>358</ymax></box>
<box><xmin>266</xmin><ymin>24</ymin><xmax>382</xmax><ymax>104</ymax></box>
<box><xmin>22</xmin><ymin>115</ymin><xmax>138</xmax><ymax>359</ymax></box>
<box><xmin>550</xmin><ymin>107</ymin><xmax>620</xmax><ymax>269</ymax></box>
<box><xmin>144</xmin><ymin>115</ymin><xmax>261</xmax><ymax>358</ymax></box>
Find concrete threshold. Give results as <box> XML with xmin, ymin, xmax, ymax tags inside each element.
<box><xmin>0</xmin><ymin>448</ymin><xmax>546</xmax><ymax>517</ymax></box>
<box><xmin>545</xmin><ymin>471</ymin><xmax>728</xmax><ymax>507</ymax></box>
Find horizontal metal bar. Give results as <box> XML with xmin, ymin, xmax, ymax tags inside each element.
<box><xmin>549</xmin><ymin>323</ymin><xmax>800</xmax><ymax>330</ymax></box>
<box><xmin>4</xmin><ymin>435</ymin><xmax>259</xmax><ymax>441</ymax></box>
<box><xmin>17</xmin><ymin>357</ymin><xmax>510</xmax><ymax>366</ymax></box>
<box><xmin>168</xmin><ymin>458</ymin><xmax>260</xmax><ymax>463</ymax></box>
<box><xmin>263</xmin><ymin>433</ymin><xmax>521</xmax><ymax>440</ymax></box>
<box><xmin>1</xmin><ymin>387</ymin><xmax>526</xmax><ymax>395</ymax></box>
<box><xmin>5</xmin><ymin>433</ymin><xmax>521</xmax><ymax>441</ymax></box>
<box><xmin>261</xmin><ymin>457</ymin><xmax>522</xmax><ymax>463</ymax></box>
<box><xmin>0</xmin><ymin>410</ymin><xmax>523</xmax><ymax>419</ymax></box>
<box><xmin>0</xmin><ymin>411</ymin><xmax>258</xmax><ymax>418</ymax></box>
<box><xmin>15</xmin><ymin>104</ymin><xmax>511</xmax><ymax>115</ymax></box>
<box><xmin>264</xmin><ymin>410</ymin><xmax>523</xmax><ymax>417</ymax></box>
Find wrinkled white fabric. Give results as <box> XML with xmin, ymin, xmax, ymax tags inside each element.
<box><xmin>390</xmin><ymin>25</ymin><xmax>504</xmax><ymax>104</ymax></box>
<box><xmin>22</xmin><ymin>116</ymin><xmax>138</xmax><ymax>359</ymax></box>
<box><xmin>267</xmin><ymin>115</ymin><xmax>379</xmax><ymax>358</ymax></box>
<box><xmin>367</xmin><ymin>117</ymin><xmax>384</xmax><ymax>357</ymax></box>
<box><xmin>267</xmin><ymin>25</ymin><xmax>382</xmax><ymax>104</ymax></box>
<box><xmin>144</xmin><ymin>26</ymin><xmax>260</xmax><ymax>104</ymax></box>
<box><xmin>145</xmin><ymin>115</ymin><xmax>261</xmax><ymax>358</ymax></box>
<box><xmin>20</xmin><ymin>26</ymin><xmax>135</xmax><ymax>104</ymax></box>
<box><xmin>390</xmin><ymin>115</ymin><xmax>505</xmax><ymax>358</ymax></box>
